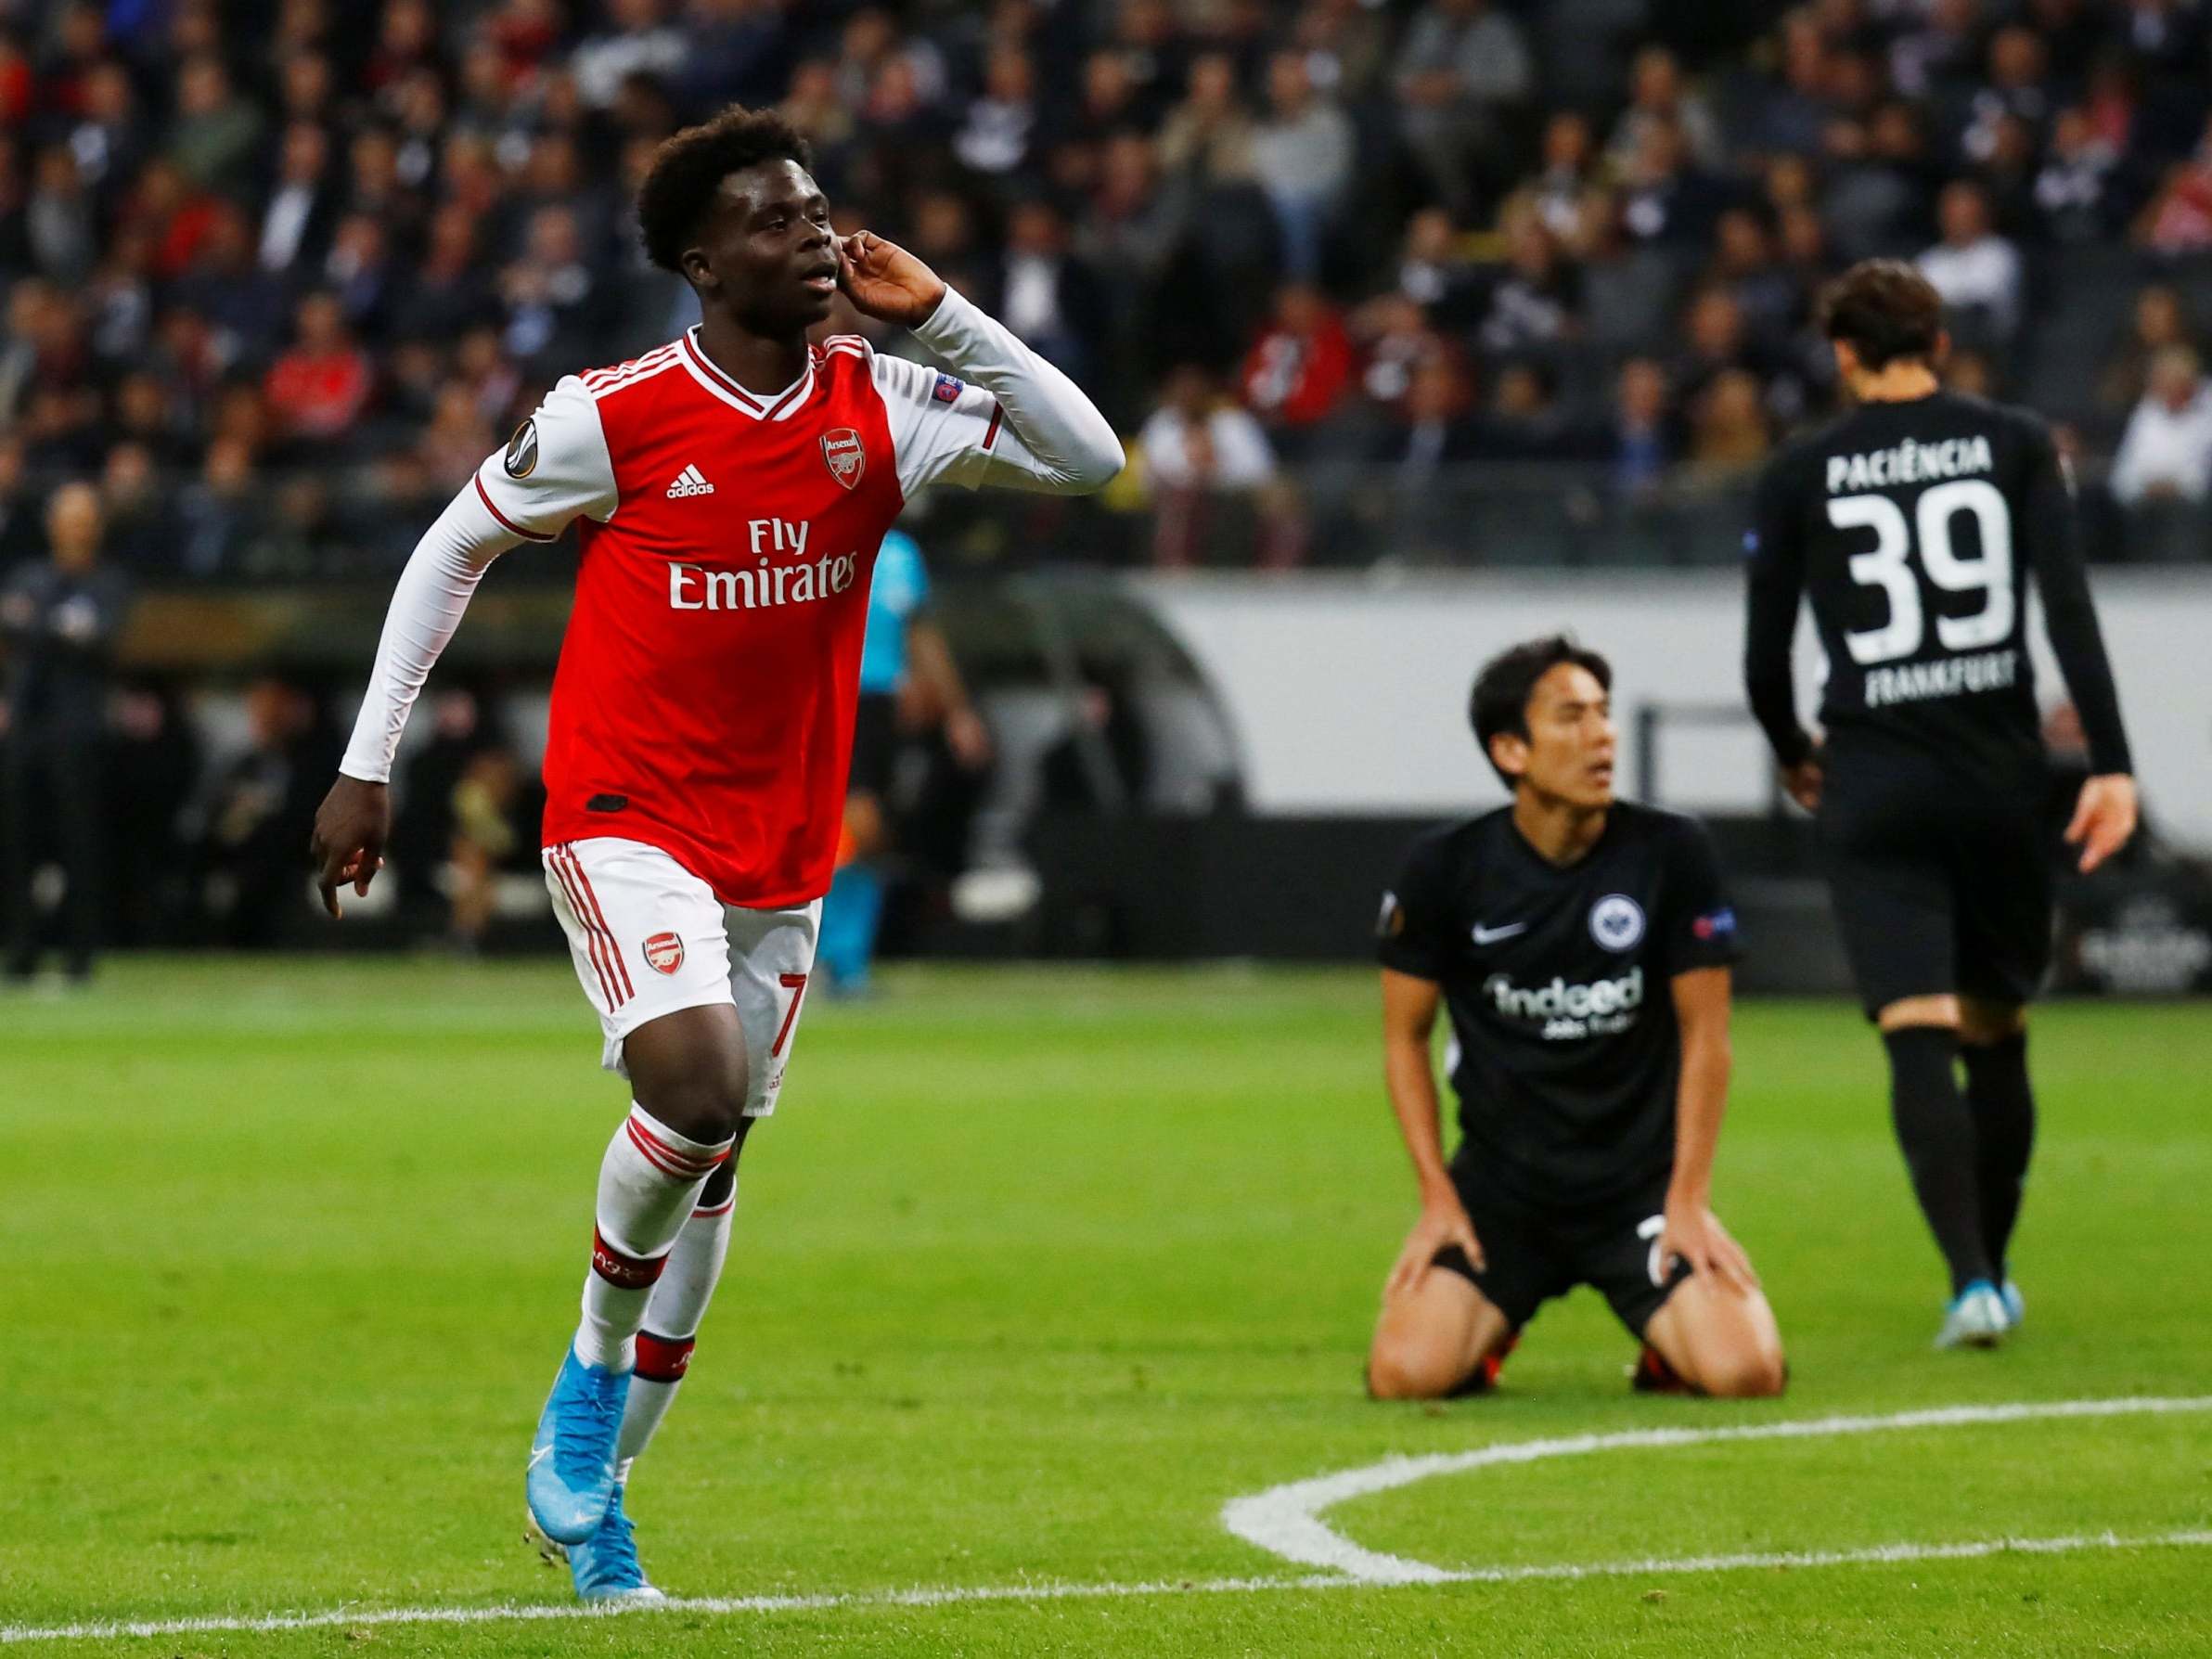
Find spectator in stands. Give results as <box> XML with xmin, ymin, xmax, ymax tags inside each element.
<box><xmin>1393</xmin><ymin>0</ymin><xmax>1533</xmax><ymax>214</ymax></box>
<box><xmin>1251</xmin><ymin>50</ymin><xmax>1356</xmax><ymax>281</ymax></box>
<box><xmin>168</xmin><ymin>54</ymin><xmax>264</xmax><ymax>198</ymax></box>
<box><xmin>1156</xmin><ymin>52</ymin><xmax>1257</xmax><ymax>187</ymax></box>
<box><xmin>1917</xmin><ymin>178</ymin><xmax>2023</xmax><ymax>343</ymax></box>
<box><xmin>98</xmin><ymin>442</ymin><xmax>167</xmax><ymax>571</ymax></box>
<box><xmin>1475</xmin><ymin>206</ymin><xmax>1582</xmax><ymax>359</ymax></box>
<box><xmin>2035</xmin><ymin>106</ymin><xmax>2126</xmax><ymax>243</ymax></box>
<box><xmin>1618</xmin><ymin>116</ymin><xmax>1729</xmax><ymax>250</ymax></box>
<box><xmin>1607</xmin><ymin>45</ymin><xmax>1722</xmax><ymax>173</ymax></box>
<box><xmin>1524</xmin><ymin>111</ymin><xmax>1597</xmax><ymax>243</ymax></box>
<box><xmin>264</xmin><ymin>291</ymin><xmax>373</xmax><ymax>447</ymax></box>
<box><xmin>2102</xmin><ymin>284</ymin><xmax>2196</xmax><ymax>418</ymax></box>
<box><xmin>258</xmin><ymin>122</ymin><xmax>340</xmax><ymax>279</ymax></box>
<box><xmin>1373</xmin><ymin>354</ymin><xmax>1481</xmax><ymax>475</ymax></box>
<box><xmin>2109</xmin><ymin>345</ymin><xmax>2212</xmax><ymax>506</ymax></box>
<box><xmin>987</xmin><ymin>199</ymin><xmax>1109</xmax><ymax>383</ymax></box>
<box><xmin>954</xmin><ymin>45</ymin><xmax>1044</xmax><ymax>181</ymax></box>
<box><xmin>176</xmin><ymin>436</ymin><xmax>262</xmax><ymax>577</ymax></box>
<box><xmin>1605</xmin><ymin>357</ymin><xmax>1679</xmax><ymax>499</ymax></box>
<box><xmin>25</xmin><ymin>146</ymin><xmax>95</xmax><ymax>287</ymax></box>
<box><xmin>1138</xmin><ymin>364</ymin><xmax>1293</xmax><ymax>568</ymax></box>
<box><xmin>1683</xmin><ymin>367</ymin><xmax>1771</xmax><ymax>487</ymax></box>
<box><xmin>1240</xmin><ymin>282</ymin><xmax>1353</xmax><ymax>457</ymax></box>
<box><xmin>2136</xmin><ymin>115</ymin><xmax>2212</xmax><ymax>254</ymax></box>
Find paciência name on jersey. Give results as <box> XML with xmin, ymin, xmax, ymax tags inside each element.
<box><xmin>1864</xmin><ymin>647</ymin><xmax>2019</xmax><ymax>708</ymax></box>
<box><xmin>667</xmin><ymin>517</ymin><xmax>860</xmax><ymax>611</ymax></box>
<box><xmin>1484</xmin><ymin>968</ymin><xmax>1642</xmax><ymax>1041</ymax></box>
<box><xmin>1825</xmin><ymin>434</ymin><xmax>1994</xmax><ymax>495</ymax></box>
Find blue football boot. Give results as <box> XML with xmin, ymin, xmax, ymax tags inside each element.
<box><xmin>526</xmin><ymin>1346</ymin><xmax>631</xmax><ymax>1545</ymax></box>
<box><xmin>528</xmin><ymin>1485</ymin><xmax>665</xmax><ymax>1602</ymax></box>
<box><xmin>1999</xmin><ymin>1278</ymin><xmax>2025</xmax><ymax>1330</ymax></box>
<box><xmin>1934</xmin><ymin>1280</ymin><xmax>2009</xmax><ymax>1350</ymax></box>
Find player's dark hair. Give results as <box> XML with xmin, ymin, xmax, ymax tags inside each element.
<box><xmin>1819</xmin><ymin>259</ymin><xmax>1945</xmax><ymax>370</ymax></box>
<box><xmin>1469</xmin><ymin>636</ymin><xmax>1613</xmax><ymax>787</ymax></box>
<box><xmin>636</xmin><ymin>105</ymin><xmax>815</xmax><ymax>276</ymax></box>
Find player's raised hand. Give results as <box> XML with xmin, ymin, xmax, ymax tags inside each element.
<box><xmin>2064</xmin><ymin>773</ymin><xmax>2139</xmax><ymax>873</ymax></box>
<box><xmin>1659</xmin><ymin>1194</ymin><xmax>1759</xmax><ymax>1297</ymax></box>
<box><xmin>310</xmin><ymin>775</ymin><xmax>391</xmax><ymax>919</ymax></box>
<box><xmin>1386</xmin><ymin>1192</ymin><xmax>1485</xmax><ymax>1297</ymax></box>
<box><xmin>834</xmin><ymin>231</ymin><xmax>948</xmax><ymax>328</ymax></box>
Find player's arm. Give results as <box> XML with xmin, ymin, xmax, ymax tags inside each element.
<box><xmin>836</xmin><ymin>230</ymin><xmax>1124</xmax><ymax>495</ymax></box>
<box><xmin>1742</xmin><ymin>452</ymin><xmax>1821</xmax><ymax>810</ymax></box>
<box><xmin>1380</xmin><ymin>968</ymin><xmax>1485</xmax><ymax>1292</ymax></box>
<box><xmin>1661</xmin><ymin>966</ymin><xmax>1758</xmax><ymax>1294</ymax></box>
<box><xmin>907</xmin><ymin>616</ymin><xmax>990</xmax><ymax>768</ymax></box>
<box><xmin>311</xmin><ymin>382</ymin><xmax>616</xmax><ymax>917</ymax></box>
<box><xmin>2018</xmin><ymin>424</ymin><xmax>2138</xmax><ymax>871</ymax></box>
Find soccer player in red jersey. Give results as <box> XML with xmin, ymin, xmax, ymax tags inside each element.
<box><xmin>308</xmin><ymin>108</ymin><xmax>1122</xmax><ymax>1601</ymax></box>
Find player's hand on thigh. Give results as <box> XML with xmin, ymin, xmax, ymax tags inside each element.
<box><xmin>1659</xmin><ymin>1190</ymin><xmax>1759</xmax><ymax>1296</ymax></box>
<box><xmin>1386</xmin><ymin>1191</ymin><xmax>1485</xmax><ymax>1299</ymax></box>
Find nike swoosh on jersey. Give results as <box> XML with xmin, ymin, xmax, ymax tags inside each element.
<box><xmin>1472</xmin><ymin>922</ymin><xmax>1527</xmax><ymax>945</ymax></box>
<box><xmin>529</xmin><ymin>1445</ymin><xmax>552</xmax><ymax>1469</ymax></box>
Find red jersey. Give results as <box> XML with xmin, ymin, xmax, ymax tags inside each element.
<box><xmin>472</xmin><ymin>324</ymin><xmax>1015</xmax><ymax>907</ymax></box>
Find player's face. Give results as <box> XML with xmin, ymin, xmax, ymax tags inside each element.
<box><xmin>686</xmin><ymin>159</ymin><xmax>840</xmax><ymax>334</ymax></box>
<box><xmin>1508</xmin><ymin>663</ymin><xmax>1615</xmax><ymax>809</ymax></box>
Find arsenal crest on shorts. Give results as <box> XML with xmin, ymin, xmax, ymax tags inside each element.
<box><xmin>643</xmin><ymin>932</ymin><xmax>685</xmax><ymax>975</ymax></box>
<box><xmin>821</xmin><ymin>427</ymin><xmax>865</xmax><ymax>490</ymax></box>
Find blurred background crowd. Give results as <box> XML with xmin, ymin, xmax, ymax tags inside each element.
<box><xmin>8</xmin><ymin>0</ymin><xmax>2212</xmax><ymax>973</ymax></box>
<box><xmin>6</xmin><ymin>0</ymin><xmax>2212</xmax><ymax>578</ymax></box>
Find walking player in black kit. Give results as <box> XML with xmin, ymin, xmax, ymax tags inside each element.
<box><xmin>1743</xmin><ymin>261</ymin><xmax>2138</xmax><ymax>1349</ymax></box>
<box><xmin>1367</xmin><ymin>637</ymin><xmax>1786</xmax><ymax>1401</ymax></box>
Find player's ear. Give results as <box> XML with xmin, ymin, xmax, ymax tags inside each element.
<box><xmin>1832</xmin><ymin>339</ymin><xmax>1859</xmax><ymax>383</ymax></box>
<box><xmin>681</xmin><ymin>245</ymin><xmax>717</xmax><ymax>294</ymax></box>
<box><xmin>1931</xmin><ymin>329</ymin><xmax>1951</xmax><ymax>370</ymax></box>
<box><xmin>1489</xmin><ymin>731</ymin><xmax>1528</xmax><ymax>785</ymax></box>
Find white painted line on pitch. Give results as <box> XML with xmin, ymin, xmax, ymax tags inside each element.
<box><xmin>1220</xmin><ymin>1394</ymin><xmax>2212</xmax><ymax>1583</ymax></box>
<box><xmin>7</xmin><ymin>1395</ymin><xmax>2208</xmax><ymax>1645</ymax></box>
<box><xmin>5</xmin><ymin>1529</ymin><xmax>2210</xmax><ymax>1644</ymax></box>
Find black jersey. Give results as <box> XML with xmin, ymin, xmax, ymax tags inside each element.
<box><xmin>1743</xmin><ymin>390</ymin><xmax>2130</xmax><ymax>784</ymax></box>
<box><xmin>1376</xmin><ymin>802</ymin><xmax>1740</xmax><ymax>1209</ymax></box>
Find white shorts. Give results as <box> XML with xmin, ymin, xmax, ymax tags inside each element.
<box><xmin>543</xmin><ymin>837</ymin><xmax>820</xmax><ymax>1116</ymax></box>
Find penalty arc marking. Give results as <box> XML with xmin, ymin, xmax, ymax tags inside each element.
<box><xmin>2</xmin><ymin>1396</ymin><xmax>2206</xmax><ymax>1643</ymax></box>
<box><xmin>1220</xmin><ymin>1394</ymin><xmax>2212</xmax><ymax>1584</ymax></box>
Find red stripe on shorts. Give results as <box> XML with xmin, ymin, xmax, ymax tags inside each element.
<box><xmin>548</xmin><ymin>848</ymin><xmax>622</xmax><ymax>1010</ymax></box>
<box><xmin>561</xmin><ymin>845</ymin><xmax>636</xmax><ymax>1003</ymax></box>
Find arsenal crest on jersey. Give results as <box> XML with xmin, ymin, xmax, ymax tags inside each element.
<box><xmin>821</xmin><ymin>427</ymin><xmax>866</xmax><ymax>490</ymax></box>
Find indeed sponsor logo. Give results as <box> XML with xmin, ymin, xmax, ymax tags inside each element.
<box><xmin>1483</xmin><ymin>967</ymin><xmax>1643</xmax><ymax>1040</ymax></box>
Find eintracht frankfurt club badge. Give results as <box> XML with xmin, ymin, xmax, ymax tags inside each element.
<box><xmin>643</xmin><ymin>932</ymin><xmax>685</xmax><ymax>974</ymax></box>
<box><xmin>821</xmin><ymin>428</ymin><xmax>865</xmax><ymax>490</ymax></box>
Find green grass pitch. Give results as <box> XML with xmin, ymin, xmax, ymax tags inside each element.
<box><xmin>3</xmin><ymin>958</ymin><xmax>2208</xmax><ymax>1656</ymax></box>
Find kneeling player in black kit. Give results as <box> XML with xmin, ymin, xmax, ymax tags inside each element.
<box><xmin>1367</xmin><ymin>637</ymin><xmax>1785</xmax><ymax>1400</ymax></box>
<box><xmin>1743</xmin><ymin>261</ymin><xmax>2138</xmax><ymax>1349</ymax></box>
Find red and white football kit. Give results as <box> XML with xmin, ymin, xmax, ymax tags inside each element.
<box><xmin>339</xmin><ymin>289</ymin><xmax>1122</xmax><ymax>1098</ymax></box>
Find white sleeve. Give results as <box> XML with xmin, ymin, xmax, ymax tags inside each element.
<box><xmin>874</xmin><ymin>288</ymin><xmax>1124</xmax><ymax>496</ymax></box>
<box><xmin>336</xmin><ymin>484</ymin><xmax>517</xmax><ymax>782</ymax></box>
<box><xmin>471</xmin><ymin>375</ymin><xmax>620</xmax><ymax>539</ymax></box>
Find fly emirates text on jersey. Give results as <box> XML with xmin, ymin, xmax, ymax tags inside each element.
<box><xmin>666</xmin><ymin>517</ymin><xmax>860</xmax><ymax>613</ymax></box>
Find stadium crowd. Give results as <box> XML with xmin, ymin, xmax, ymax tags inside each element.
<box><xmin>6</xmin><ymin>0</ymin><xmax>2212</xmax><ymax>581</ymax></box>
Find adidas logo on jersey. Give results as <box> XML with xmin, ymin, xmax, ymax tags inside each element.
<box><xmin>666</xmin><ymin>464</ymin><xmax>715</xmax><ymax>497</ymax></box>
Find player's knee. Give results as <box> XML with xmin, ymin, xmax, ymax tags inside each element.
<box><xmin>1365</xmin><ymin>1332</ymin><xmax>1460</xmax><ymax>1401</ymax></box>
<box><xmin>638</xmin><ymin>1069</ymin><xmax>747</xmax><ymax>1146</ymax></box>
<box><xmin>1701</xmin><ymin>1342</ymin><xmax>1788</xmax><ymax>1399</ymax></box>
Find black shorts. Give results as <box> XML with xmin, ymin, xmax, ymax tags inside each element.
<box><xmin>1431</xmin><ymin>1162</ymin><xmax>1690</xmax><ymax>1338</ymax></box>
<box><xmin>1820</xmin><ymin>747</ymin><xmax>2053</xmax><ymax>1018</ymax></box>
<box><xmin>848</xmin><ymin>692</ymin><xmax>897</xmax><ymax>798</ymax></box>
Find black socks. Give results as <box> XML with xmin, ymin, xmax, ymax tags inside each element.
<box><xmin>1961</xmin><ymin>1031</ymin><xmax>2034</xmax><ymax>1278</ymax></box>
<box><xmin>1883</xmin><ymin>1025</ymin><xmax>1995</xmax><ymax>1296</ymax></box>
